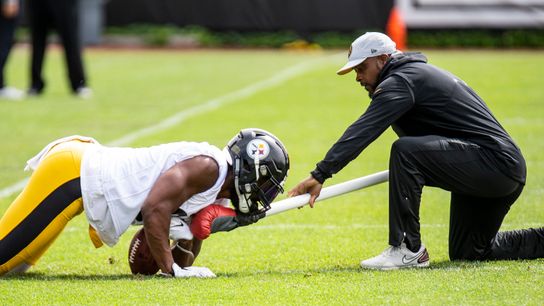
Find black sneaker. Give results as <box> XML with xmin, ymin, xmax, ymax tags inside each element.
<box><xmin>27</xmin><ymin>88</ymin><xmax>42</xmax><ymax>97</ymax></box>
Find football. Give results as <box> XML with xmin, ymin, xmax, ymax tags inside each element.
<box><xmin>128</xmin><ymin>228</ymin><xmax>196</xmax><ymax>275</ymax></box>
<box><xmin>128</xmin><ymin>227</ymin><xmax>158</xmax><ymax>275</ymax></box>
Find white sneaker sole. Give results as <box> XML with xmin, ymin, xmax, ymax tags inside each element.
<box><xmin>360</xmin><ymin>260</ymin><xmax>430</xmax><ymax>270</ymax></box>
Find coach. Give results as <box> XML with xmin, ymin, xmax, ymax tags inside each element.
<box><xmin>289</xmin><ymin>32</ymin><xmax>543</xmax><ymax>270</ymax></box>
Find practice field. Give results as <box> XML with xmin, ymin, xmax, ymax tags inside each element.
<box><xmin>0</xmin><ymin>46</ymin><xmax>543</xmax><ymax>305</ymax></box>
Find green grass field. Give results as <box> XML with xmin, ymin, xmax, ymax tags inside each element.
<box><xmin>0</xmin><ymin>46</ymin><xmax>543</xmax><ymax>305</ymax></box>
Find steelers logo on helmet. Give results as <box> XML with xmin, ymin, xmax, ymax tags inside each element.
<box><xmin>246</xmin><ymin>139</ymin><xmax>270</xmax><ymax>160</ymax></box>
<box><xmin>225</xmin><ymin>128</ymin><xmax>290</xmax><ymax>214</ymax></box>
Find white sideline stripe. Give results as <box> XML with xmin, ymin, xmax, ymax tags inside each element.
<box><xmin>107</xmin><ymin>55</ymin><xmax>337</xmax><ymax>146</ymax></box>
<box><xmin>0</xmin><ymin>54</ymin><xmax>341</xmax><ymax>199</ymax></box>
<box><xmin>0</xmin><ymin>179</ymin><xmax>29</xmax><ymax>198</ymax></box>
<box><xmin>503</xmin><ymin>117</ymin><xmax>543</xmax><ymax>126</ymax></box>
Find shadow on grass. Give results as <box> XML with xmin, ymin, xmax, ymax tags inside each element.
<box><xmin>220</xmin><ymin>265</ymin><xmax>361</xmax><ymax>278</ymax></box>
<box><xmin>0</xmin><ymin>272</ymin><xmax>144</xmax><ymax>281</ymax></box>
<box><xmin>219</xmin><ymin>260</ymin><xmax>497</xmax><ymax>278</ymax></box>
<box><xmin>4</xmin><ymin>259</ymin><xmax>530</xmax><ymax>280</ymax></box>
<box><xmin>428</xmin><ymin>260</ymin><xmax>486</xmax><ymax>270</ymax></box>
<box><xmin>3</xmin><ymin>266</ymin><xmax>367</xmax><ymax>280</ymax></box>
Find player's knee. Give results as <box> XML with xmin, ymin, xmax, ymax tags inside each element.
<box><xmin>3</xmin><ymin>262</ymin><xmax>32</xmax><ymax>275</ymax></box>
<box><xmin>0</xmin><ymin>256</ymin><xmax>32</xmax><ymax>276</ymax></box>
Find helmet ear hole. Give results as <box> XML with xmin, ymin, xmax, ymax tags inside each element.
<box><xmin>259</xmin><ymin>165</ymin><xmax>267</xmax><ymax>176</ymax></box>
<box><xmin>238</xmin><ymin>200</ymin><xmax>250</xmax><ymax>213</ymax></box>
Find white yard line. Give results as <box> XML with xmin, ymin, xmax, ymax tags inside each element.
<box><xmin>0</xmin><ymin>54</ymin><xmax>341</xmax><ymax>199</ymax></box>
<box><xmin>0</xmin><ymin>179</ymin><xmax>29</xmax><ymax>199</ymax></box>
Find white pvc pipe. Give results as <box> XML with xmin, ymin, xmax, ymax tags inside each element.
<box><xmin>266</xmin><ymin>170</ymin><xmax>389</xmax><ymax>217</ymax></box>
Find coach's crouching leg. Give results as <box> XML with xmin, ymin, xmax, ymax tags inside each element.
<box><xmin>449</xmin><ymin>227</ymin><xmax>544</xmax><ymax>261</ymax></box>
<box><xmin>489</xmin><ymin>228</ymin><xmax>544</xmax><ymax>260</ymax></box>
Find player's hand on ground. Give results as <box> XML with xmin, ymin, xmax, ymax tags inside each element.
<box><xmin>163</xmin><ymin>263</ymin><xmax>216</xmax><ymax>278</ymax></box>
<box><xmin>288</xmin><ymin>176</ymin><xmax>323</xmax><ymax>207</ymax></box>
<box><xmin>181</xmin><ymin>266</ymin><xmax>216</xmax><ymax>278</ymax></box>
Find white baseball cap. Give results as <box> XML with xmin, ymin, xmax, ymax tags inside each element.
<box><xmin>336</xmin><ymin>32</ymin><xmax>397</xmax><ymax>75</ymax></box>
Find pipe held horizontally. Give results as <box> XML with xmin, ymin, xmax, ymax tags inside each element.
<box><xmin>266</xmin><ymin>170</ymin><xmax>389</xmax><ymax>217</ymax></box>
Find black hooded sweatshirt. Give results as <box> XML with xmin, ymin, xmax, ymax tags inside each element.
<box><xmin>312</xmin><ymin>52</ymin><xmax>526</xmax><ymax>185</ymax></box>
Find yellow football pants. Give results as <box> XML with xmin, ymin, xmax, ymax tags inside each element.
<box><xmin>0</xmin><ymin>140</ymin><xmax>95</xmax><ymax>275</ymax></box>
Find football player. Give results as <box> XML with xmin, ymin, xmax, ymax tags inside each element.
<box><xmin>0</xmin><ymin>128</ymin><xmax>289</xmax><ymax>277</ymax></box>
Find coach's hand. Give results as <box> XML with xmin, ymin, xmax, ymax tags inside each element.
<box><xmin>288</xmin><ymin>176</ymin><xmax>322</xmax><ymax>208</ymax></box>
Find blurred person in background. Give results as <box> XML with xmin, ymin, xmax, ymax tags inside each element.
<box><xmin>289</xmin><ymin>32</ymin><xmax>544</xmax><ymax>270</ymax></box>
<box><xmin>0</xmin><ymin>0</ymin><xmax>24</xmax><ymax>100</ymax></box>
<box><xmin>26</xmin><ymin>0</ymin><xmax>92</xmax><ymax>99</ymax></box>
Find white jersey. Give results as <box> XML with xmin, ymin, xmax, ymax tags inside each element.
<box><xmin>81</xmin><ymin>141</ymin><xmax>229</xmax><ymax>247</ymax></box>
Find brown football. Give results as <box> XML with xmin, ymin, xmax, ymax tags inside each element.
<box><xmin>128</xmin><ymin>228</ymin><xmax>196</xmax><ymax>275</ymax></box>
<box><xmin>128</xmin><ymin>227</ymin><xmax>158</xmax><ymax>275</ymax></box>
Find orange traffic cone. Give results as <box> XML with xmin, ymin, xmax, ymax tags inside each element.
<box><xmin>386</xmin><ymin>5</ymin><xmax>407</xmax><ymax>50</ymax></box>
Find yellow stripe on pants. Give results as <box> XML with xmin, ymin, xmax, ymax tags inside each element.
<box><xmin>0</xmin><ymin>140</ymin><xmax>93</xmax><ymax>275</ymax></box>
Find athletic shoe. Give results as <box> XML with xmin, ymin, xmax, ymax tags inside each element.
<box><xmin>0</xmin><ymin>86</ymin><xmax>24</xmax><ymax>100</ymax></box>
<box><xmin>27</xmin><ymin>87</ymin><xmax>42</xmax><ymax>97</ymax></box>
<box><xmin>360</xmin><ymin>243</ymin><xmax>430</xmax><ymax>270</ymax></box>
<box><xmin>75</xmin><ymin>87</ymin><xmax>93</xmax><ymax>99</ymax></box>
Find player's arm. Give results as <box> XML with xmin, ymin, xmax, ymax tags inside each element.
<box><xmin>141</xmin><ymin>156</ymin><xmax>218</xmax><ymax>275</ymax></box>
<box><xmin>311</xmin><ymin>75</ymin><xmax>414</xmax><ymax>184</ymax></box>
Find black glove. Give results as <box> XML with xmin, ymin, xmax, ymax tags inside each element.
<box><xmin>209</xmin><ymin>211</ymin><xmax>266</xmax><ymax>234</ymax></box>
<box><xmin>234</xmin><ymin>211</ymin><xmax>266</xmax><ymax>227</ymax></box>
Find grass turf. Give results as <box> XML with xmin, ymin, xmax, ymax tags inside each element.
<box><xmin>0</xmin><ymin>46</ymin><xmax>543</xmax><ymax>305</ymax></box>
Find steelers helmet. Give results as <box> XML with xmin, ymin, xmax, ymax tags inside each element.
<box><xmin>224</xmin><ymin>128</ymin><xmax>289</xmax><ymax>213</ymax></box>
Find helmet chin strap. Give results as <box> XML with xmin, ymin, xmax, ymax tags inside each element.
<box><xmin>234</xmin><ymin>157</ymin><xmax>250</xmax><ymax>213</ymax></box>
<box><xmin>233</xmin><ymin>149</ymin><xmax>265</xmax><ymax>214</ymax></box>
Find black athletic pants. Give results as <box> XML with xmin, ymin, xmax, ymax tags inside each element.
<box><xmin>388</xmin><ymin>135</ymin><xmax>543</xmax><ymax>260</ymax></box>
<box><xmin>27</xmin><ymin>0</ymin><xmax>86</xmax><ymax>93</ymax></box>
<box><xmin>0</xmin><ymin>3</ymin><xmax>19</xmax><ymax>89</ymax></box>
